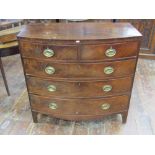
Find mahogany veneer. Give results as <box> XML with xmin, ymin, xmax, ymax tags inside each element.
<box><xmin>27</xmin><ymin>77</ymin><xmax>133</xmax><ymax>98</ymax></box>
<box><xmin>17</xmin><ymin>23</ymin><xmax>142</xmax><ymax>123</ymax></box>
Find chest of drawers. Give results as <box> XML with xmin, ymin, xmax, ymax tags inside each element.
<box><xmin>17</xmin><ymin>23</ymin><xmax>142</xmax><ymax>123</ymax></box>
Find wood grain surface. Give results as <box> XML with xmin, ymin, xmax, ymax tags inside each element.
<box><xmin>17</xmin><ymin>23</ymin><xmax>142</xmax><ymax>123</ymax></box>
<box><xmin>17</xmin><ymin>23</ymin><xmax>142</xmax><ymax>40</ymax></box>
<box><xmin>27</xmin><ymin>76</ymin><xmax>132</xmax><ymax>98</ymax></box>
<box><xmin>0</xmin><ymin>54</ymin><xmax>155</xmax><ymax>134</ymax></box>
<box><xmin>30</xmin><ymin>94</ymin><xmax>129</xmax><ymax>119</ymax></box>
<box><xmin>23</xmin><ymin>58</ymin><xmax>137</xmax><ymax>79</ymax></box>
<box><xmin>19</xmin><ymin>40</ymin><xmax>140</xmax><ymax>62</ymax></box>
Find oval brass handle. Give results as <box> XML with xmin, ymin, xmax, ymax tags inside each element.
<box><xmin>43</xmin><ymin>48</ymin><xmax>54</xmax><ymax>57</ymax></box>
<box><xmin>105</xmin><ymin>47</ymin><xmax>116</xmax><ymax>57</ymax></box>
<box><xmin>49</xmin><ymin>103</ymin><xmax>58</xmax><ymax>110</ymax></box>
<box><xmin>101</xmin><ymin>103</ymin><xmax>111</xmax><ymax>110</ymax></box>
<box><xmin>102</xmin><ymin>85</ymin><xmax>112</xmax><ymax>92</ymax></box>
<box><xmin>47</xmin><ymin>85</ymin><xmax>56</xmax><ymax>92</ymax></box>
<box><xmin>45</xmin><ymin>66</ymin><xmax>55</xmax><ymax>75</ymax></box>
<box><xmin>104</xmin><ymin>66</ymin><xmax>114</xmax><ymax>74</ymax></box>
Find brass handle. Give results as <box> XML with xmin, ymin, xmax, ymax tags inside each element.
<box><xmin>43</xmin><ymin>48</ymin><xmax>54</xmax><ymax>57</ymax></box>
<box><xmin>45</xmin><ymin>66</ymin><xmax>55</xmax><ymax>75</ymax></box>
<box><xmin>101</xmin><ymin>103</ymin><xmax>111</xmax><ymax>110</ymax></box>
<box><xmin>105</xmin><ymin>47</ymin><xmax>116</xmax><ymax>57</ymax></box>
<box><xmin>102</xmin><ymin>85</ymin><xmax>112</xmax><ymax>92</ymax></box>
<box><xmin>104</xmin><ymin>66</ymin><xmax>114</xmax><ymax>74</ymax></box>
<box><xmin>47</xmin><ymin>85</ymin><xmax>56</xmax><ymax>92</ymax></box>
<box><xmin>49</xmin><ymin>103</ymin><xmax>58</xmax><ymax>110</ymax></box>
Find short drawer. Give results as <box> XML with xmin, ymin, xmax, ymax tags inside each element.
<box><xmin>23</xmin><ymin>58</ymin><xmax>136</xmax><ymax>79</ymax></box>
<box><xmin>30</xmin><ymin>95</ymin><xmax>129</xmax><ymax>115</ymax></box>
<box><xmin>27</xmin><ymin>77</ymin><xmax>133</xmax><ymax>98</ymax></box>
<box><xmin>80</xmin><ymin>41</ymin><xmax>139</xmax><ymax>61</ymax></box>
<box><xmin>20</xmin><ymin>41</ymin><xmax>78</xmax><ymax>60</ymax></box>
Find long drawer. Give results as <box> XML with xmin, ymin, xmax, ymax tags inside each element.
<box><xmin>23</xmin><ymin>58</ymin><xmax>136</xmax><ymax>79</ymax></box>
<box><xmin>30</xmin><ymin>94</ymin><xmax>129</xmax><ymax>116</ymax></box>
<box><xmin>20</xmin><ymin>41</ymin><xmax>139</xmax><ymax>61</ymax></box>
<box><xmin>27</xmin><ymin>76</ymin><xmax>133</xmax><ymax>98</ymax></box>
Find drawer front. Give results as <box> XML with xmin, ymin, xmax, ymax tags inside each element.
<box><xmin>30</xmin><ymin>95</ymin><xmax>129</xmax><ymax>115</ymax></box>
<box><xmin>27</xmin><ymin>77</ymin><xmax>133</xmax><ymax>98</ymax></box>
<box><xmin>23</xmin><ymin>59</ymin><xmax>136</xmax><ymax>79</ymax></box>
<box><xmin>20</xmin><ymin>41</ymin><xmax>78</xmax><ymax>60</ymax></box>
<box><xmin>80</xmin><ymin>41</ymin><xmax>139</xmax><ymax>61</ymax></box>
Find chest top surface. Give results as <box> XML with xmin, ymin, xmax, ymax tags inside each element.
<box><xmin>17</xmin><ymin>22</ymin><xmax>142</xmax><ymax>41</ymax></box>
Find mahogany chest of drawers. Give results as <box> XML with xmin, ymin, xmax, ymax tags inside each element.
<box><xmin>17</xmin><ymin>23</ymin><xmax>142</xmax><ymax>123</ymax></box>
